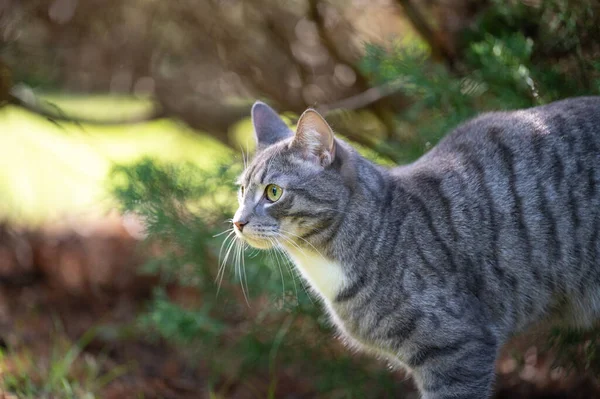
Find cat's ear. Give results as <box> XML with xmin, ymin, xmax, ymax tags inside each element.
<box><xmin>252</xmin><ymin>101</ymin><xmax>293</xmax><ymax>151</ymax></box>
<box><xmin>291</xmin><ymin>109</ymin><xmax>335</xmax><ymax>167</ymax></box>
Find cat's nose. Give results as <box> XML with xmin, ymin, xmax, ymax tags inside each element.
<box><xmin>234</xmin><ymin>220</ymin><xmax>248</xmax><ymax>232</ymax></box>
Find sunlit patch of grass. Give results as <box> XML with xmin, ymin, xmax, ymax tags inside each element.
<box><xmin>0</xmin><ymin>327</ymin><xmax>128</xmax><ymax>399</ymax></box>
<box><xmin>39</xmin><ymin>93</ymin><xmax>156</xmax><ymax>121</ymax></box>
<box><xmin>0</xmin><ymin>94</ymin><xmax>392</xmax><ymax>225</ymax></box>
<box><xmin>0</xmin><ymin>96</ymin><xmax>233</xmax><ymax>225</ymax></box>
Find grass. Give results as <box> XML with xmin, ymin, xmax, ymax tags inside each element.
<box><xmin>0</xmin><ymin>94</ymin><xmax>234</xmax><ymax>225</ymax></box>
<box><xmin>0</xmin><ymin>325</ymin><xmax>128</xmax><ymax>399</ymax></box>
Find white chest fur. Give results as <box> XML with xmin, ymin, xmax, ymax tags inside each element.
<box><xmin>284</xmin><ymin>246</ymin><xmax>346</xmax><ymax>302</ymax></box>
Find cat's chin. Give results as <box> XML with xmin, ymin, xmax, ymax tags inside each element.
<box><xmin>238</xmin><ymin>235</ymin><xmax>273</xmax><ymax>250</ymax></box>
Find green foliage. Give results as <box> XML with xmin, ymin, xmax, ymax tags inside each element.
<box><xmin>468</xmin><ymin>0</ymin><xmax>600</xmax><ymax>56</ymax></box>
<box><xmin>362</xmin><ymin>33</ymin><xmax>542</xmax><ymax>162</ymax></box>
<box><xmin>361</xmin><ymin>39</ymin><xmax>472</xmax><ymax>161</ymax></box>
<box><xmin>138</xmin><ymin>289</ymin><xmax>225</xmax><ymax>343</ymax></box>
<box><xmin>361</xmin><ymin>1</ymin><xmax>599</xmax><ymax>164</ymax></box>
<box><xmin>548</xmin><ymin>327</ymin><xmax>600</xmax><ymax>374</ymax></box>
<box><xmin>466</xmin><ymin>0</ymin><xmax>600</xmax><ymax>98</ymax></box>
<box><xmin>110</xmin><ymin>158</ymin><xmax>237</xmax><ymax>286</ymax></box>
<box><xmin>466</xmin><ymin>33</ymin><xmax>538</xmax><ymax>106</ymax></box>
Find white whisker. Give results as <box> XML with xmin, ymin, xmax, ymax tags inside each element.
<box><xmin>213</xmin><ymin>227</ymin><xmax>234</xmax><ymax>238</ymax></box>
<box><xmin>234</xmin><ymin>239</ymin><xmax>250</xmax><ymax>306</ymax></box>
<box><xmin>218</xmin><ymin>230</ymin><xmax>236</xmax><ymax>261</ymax></box>
<box><xmin>276</xmin><ymin>241</ymin><xmax>314</xmax><ymax>303</ymax></box>
<box><xmin>268</xmin><ymin>237</ymin><xmax>286</xmax><ymax>303</ymax></box>
<box><xmin>241</xmin><ymin>241</ymin><xmax>251</xmax><ymax>306</ymax></box>
<box><xmin>279</xmin><ymin>228</ymin><xmax>327</xmax><ymax>261</ymax></box>
<box><xmin>277</xmin><ymin>231</ymin><xmax>313</xmax><ymax>258</ymax></box>
<box><xmin>216</xmin><ymin>233</ymin><xmax>238</xmax><ymax>296</ymax></box>
<box><xmin>273</xmin><ymin>242</ymin><xmax>306</xmax><ymax>305</ymax></box>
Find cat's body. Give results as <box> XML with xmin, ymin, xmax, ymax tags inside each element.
<box><xmin>233</xmin><ymin>97</ymin><xmax>600</xmax><ymax>398</ymax></box>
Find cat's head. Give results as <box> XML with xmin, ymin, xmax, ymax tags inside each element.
<box><xmin>232</xmin><ymin>101</ymin><xmax>351</xmax><ymax>250</ymax></box>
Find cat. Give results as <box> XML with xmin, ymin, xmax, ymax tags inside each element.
<box><xmin>231</xmin><ymin>97</ymin><xmax>600</xmax><ymax>399</ymax></box>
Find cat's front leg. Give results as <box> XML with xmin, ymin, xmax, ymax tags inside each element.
<box><xmin>408</xmin><ymin>331</ymin><xmax>498</xmax><ymax>399</ymax></box>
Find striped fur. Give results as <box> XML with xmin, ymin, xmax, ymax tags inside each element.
<box><xmin>232</xmin><ymin>98</ymin><xmax>600</xmax><ymax>398</ymax></box>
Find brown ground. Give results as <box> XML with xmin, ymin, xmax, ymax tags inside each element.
<box><xmin>0</xmin><ymin>220</ymin><xmax>599</xmax><ymax>399</ymax></box>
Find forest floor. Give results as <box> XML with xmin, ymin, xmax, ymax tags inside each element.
<box><xmin>0</xmin><ymin>220</ymin><xmax>599</xmax><ymax>399</ymax></box>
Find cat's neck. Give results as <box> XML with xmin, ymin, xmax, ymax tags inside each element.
<box><xmin>283</xmin><ymin>150</ymin><xmax>392</xmax><ymax>302</ymax></box>
<box><xmin>284</xmin><ymin>245</ymin><xmax>347</xmax><ymax>302</ymax></box>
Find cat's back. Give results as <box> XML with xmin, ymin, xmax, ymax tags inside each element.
<box><xmin>375</xmin><ymin>97</ymin><xmax>600</xmax><ymax>333</ymax></box>
<box><xmin>430</xmin><ymin>96</ymin><xmax>600</xmax><ymax>159</ymax></box>
<box><xmin>410</xmin><ymin>96</ymin><xmax>600</xmax><ymax>207</ymax></box>
<box><xmin>417</xmin><ymin>96</ymin><xmax>600</xmax><ymax>241</ymax></box>
<box><xmin>403</xmin><ymin>96</ymin><xmax>600</xmax><ymax>330</ymax></box>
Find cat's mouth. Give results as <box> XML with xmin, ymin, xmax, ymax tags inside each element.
<box><xmin>234</xmin><ymin>230</ymin><xmax>274</xmax><ymax>250</ymax></box>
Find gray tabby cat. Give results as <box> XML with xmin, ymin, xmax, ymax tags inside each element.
<box><xmin>232</xmin><ymin>97</ymin><xmax>600</xmax><ymax>399</ymax></box>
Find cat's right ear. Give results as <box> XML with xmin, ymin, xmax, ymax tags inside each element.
<box><xmin>251</xmin><ymin>101</ymin><xmax>293</xmax><ymax>151</ymax></box>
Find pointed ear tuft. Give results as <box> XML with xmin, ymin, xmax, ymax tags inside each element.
<box><xmin>251</xmin><ymin>101</ymin><xmax>293</xmax><ymax>151</ymax></box>
<box><xmin>292</xmin><ymin>109</ymin><xmax>336</xmax><ymax>167</ymax></box>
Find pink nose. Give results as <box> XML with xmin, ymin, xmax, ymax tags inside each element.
<box><xmin>234</xmin><ymin>220</ymin><xmax>247</xmax><ymax>231</ymax></box>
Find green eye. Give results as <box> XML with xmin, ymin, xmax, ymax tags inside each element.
<box><xmin>265</xmin><ymin>184</ymin><xmax>283</xmax><ymax>202</ymax></box>
<box><xmin>240</xmin><ymin>186</ymin><xmax>245</xmax><ymax>196</ymax></box>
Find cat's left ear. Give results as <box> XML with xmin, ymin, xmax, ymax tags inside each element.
<box><xmin>292</xmin><ymin>109</ymin><xmax>335</xmax><ymax>167</ymax></box>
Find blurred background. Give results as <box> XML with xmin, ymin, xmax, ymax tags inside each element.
<box><xmin>0</xmin><ymin>0</ymin><xmax>600</xmax><ymax>398</ymax></box>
